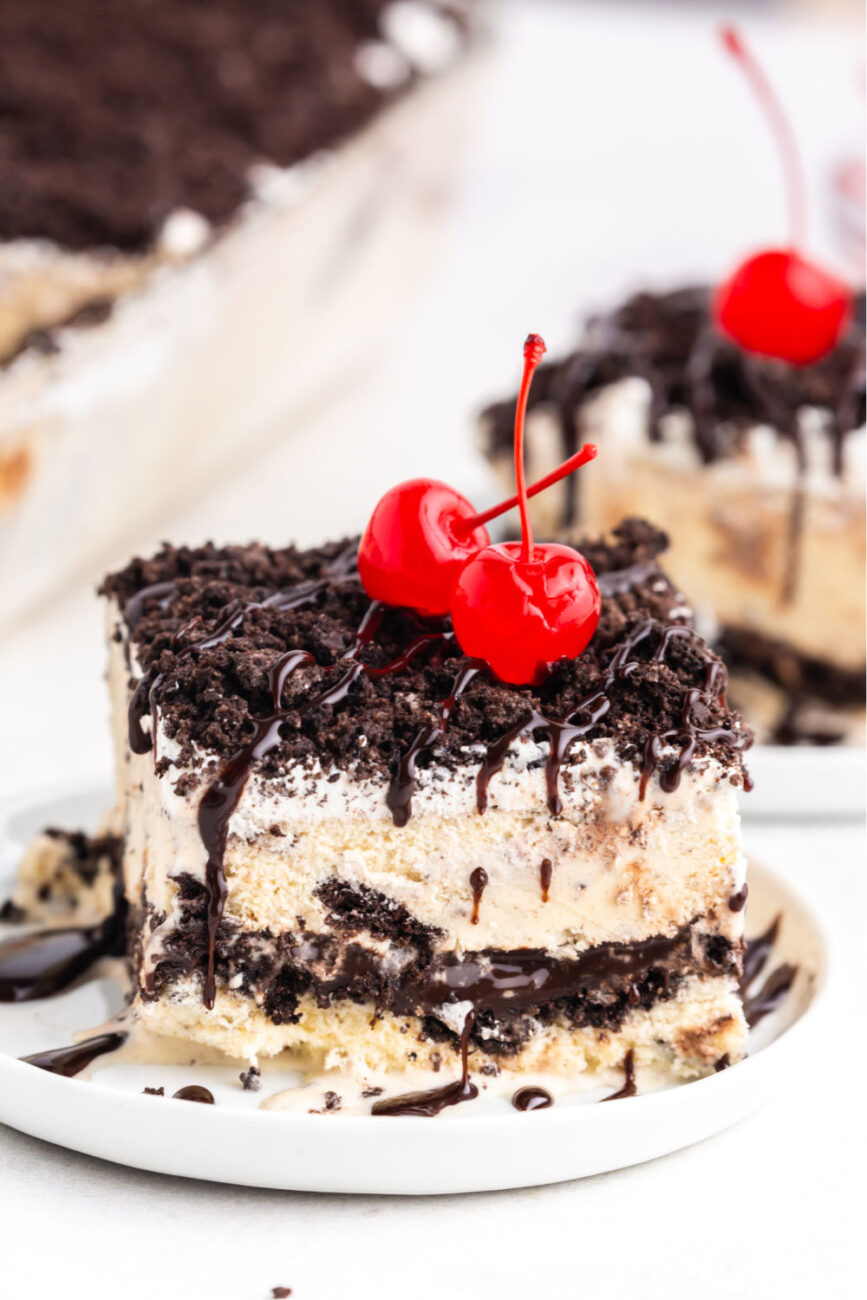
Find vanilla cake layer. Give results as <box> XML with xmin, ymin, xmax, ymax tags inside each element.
<box><xmin>0</xmin><ymin>0</ymin><xmax>480</xmax><ymax>629</ymax></box>
<box><xmin>480</xmin><ymin>287</ymin><xmax>866</xmax><ymax>744</ymax></box>
<box><xmin>102</xmin><ymin>524</ymin><xmax>751</xmax><ymax>1085</ymax></box>
<box><xmin>139</xmin><ymin>977</ymin><xmax>743</xmax><ymax>1081</ymax></box>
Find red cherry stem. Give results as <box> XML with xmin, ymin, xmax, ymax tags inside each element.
<box><xmin>513</xmin><ymin>333</ymin><xmax>547</xmax><ymax>563</ymax></box>
<box><xmin>458</xmin><ymin>442</ymin><xmax>598</xmax><ymax>534</ymax></box>
<box><xmin>720</xmin><ymin>24</ymin><xmax>807</xmax><ymax>248</ymax></box>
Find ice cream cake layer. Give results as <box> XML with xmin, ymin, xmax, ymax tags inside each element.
<box><xmin>101</xmin><ymin>520</ymin><xmax>751</xmax><ymax>1082</ymax></box>
<box><xmin>480</xmin><ymin>287</ymin><xmax>866</xmax><ymax>744</ymax></box>
<box><xmin>0</xmin><ymin>0</ymin><xmax>480</xmax><ymax>629</ymax></box>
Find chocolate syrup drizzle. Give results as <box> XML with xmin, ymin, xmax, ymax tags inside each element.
<box><xmin>539</xmin><ymin>858</ymin><xmax>553</xmax><ymax>903</ymax></box>
<box><xmin>126</xmin><ymin>561</ymin><xmax>748</xmax><ymax>1012</ymax></box>
<box><xmin>371</xmin><ymin>1011</ymin><xmax>479</xmax><ymax>1117</ymax></box>
<box><xmin>0</xmin><ymin>875</ymin><xmax>127</xmax><ymax>1003</ymax></box>
<box><xmin>469</xmin><ymin>867</ymin><xmax>488</xmax><ymax>925</ymax></box>
<box><xmin>602</xmin><ymin>1049</ymin><xmax>637</xmax><ymax>1101</ymax></box>
<box><xmin>728</xmin><ymin>884</ymin><xmax>749</xmax><ymax>913</ymax></box>
<box><xmin>386</xmin><ymin>660</ymin><xmax>482</xmax><ymax>827</ymax></box>
<box><xmin>0</xmin><ymin>917</ymin><xmax>123</xmax><ymax>1002</ymax></box>
<box><xmin>739</xmin><ymin>914</ymin><xmax>798</xmax><ymax>1029</ymax></box>
<box><xmin>512</xmin><ymin>1085</ymin><xmax>553</xmax><ymax>1111</ymax></box>
<box><xmin>22</xmin><ymin>1031</ymin><xmax>126</xmax><ymax>1078</ymax></box>
<box><xmin>476</xmin><ymin>619</ymin><xmax>744</xmax><ymax>818</ymax></box>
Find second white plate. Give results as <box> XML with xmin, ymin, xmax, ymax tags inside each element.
<box><xmin>743</xmin><ymin>743</ymin><xmax>865</xmax><ymax>818</ymax></box>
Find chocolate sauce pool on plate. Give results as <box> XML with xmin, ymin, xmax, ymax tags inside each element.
<box><xmin>372</xmin><ymin>1013</ymin><xmax>479</xmax><ymax>1117</ymax></box>
<box><xmin>0</xmin><ymin>883</ymin><xmax>126</xmax><ymax>1003</ymax></box>
<box><xmin>739</xmin><ymin>914</ymin><xmax>799</xmax><ymax>1029</ymax></box>
<box><xmin>512</xmin><ymin>1086</ymin><xmax>553</xmax><ymax>1111</ymax></box>
<box><xmin>173</xmin><ymin>1085</ymin><xmax>215</xmax><ymax>1104</ymax></box>
<box><xmin>21</xmin><ymin>1031</ymin><xmax>126</xmax><ymax>1078</ymax></box>
<box><xmin>0</xmin><ymin>923</ymin><xmax>119</xmax><ymax>1002</ymax></box>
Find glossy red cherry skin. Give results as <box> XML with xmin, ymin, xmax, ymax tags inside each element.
<box><xmin>359</xmin><ymin>479</ymin><xmax>490</xmax><ymax>618</ymax></box>
<box><xmin>715</xmin><ymin>249</ymin><xmax>852</xmax><ymax>366</ymax></box>
<box><xmin>451</xmin><ymin>542</ymin><xmax>601</xmax><ymax>686</ymax></box>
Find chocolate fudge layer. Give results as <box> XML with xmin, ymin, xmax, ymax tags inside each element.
<box><xmin>101</xmin><ymin>520</ymin><xmax>751</xmax><ymax>1084</ymax></box>
<box><xmin>480</xmin><ymin>287</ymin><xmax>866</xmax><ymax>744</ymax></box>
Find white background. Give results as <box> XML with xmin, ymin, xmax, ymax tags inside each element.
<box><xmin>0</xmin><ymin>3</ymin><xmax>864</xmax><ymax>1297</ymax></box>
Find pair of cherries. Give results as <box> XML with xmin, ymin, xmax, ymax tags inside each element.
<box><xmin>714</xmin><ymin>25</ymin><xmax>852</xmax><ymax>366</ymax></box>
<box><xmin>359</xmin><ymin>335</ymin><xmax>601</xmax><ymax>685</ymax></box>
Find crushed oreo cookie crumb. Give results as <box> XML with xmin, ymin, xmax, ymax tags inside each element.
<box><xmin>240</xmin><ymin>1066</ymin><xmax>261</xmax><ymax>1092</ymax></box>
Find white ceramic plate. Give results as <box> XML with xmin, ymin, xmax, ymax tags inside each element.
<box><xmin>0</xmin><ymin>783</ymin><xmax>826</xmax><ymax>1195</ymax></box>
<box><xmin>742</xmin><ymin>744</ymin><xmax>865</xmax><ymax>818</ymax></box>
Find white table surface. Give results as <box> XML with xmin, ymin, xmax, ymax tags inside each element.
<box><xmin>0</xmin><ymin>4</ymin><xmax>863</xmax><ymax>1297</ymax></box>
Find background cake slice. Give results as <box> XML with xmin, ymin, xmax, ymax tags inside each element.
<box><xmin>100</xmin><ymin>519</ymin><xmax>751</xmax><ymax>1095</ymax></box>
<box><xmin>479</xmin><ymin>287</ymin><xmax>865</xmax><ymax>744</ymax></box>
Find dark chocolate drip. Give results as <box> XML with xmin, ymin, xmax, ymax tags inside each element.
<box><xmin>739</xmin><ymin>352</ymin><xmax>809</xmax><ymax>605</ymax></box>
<box><xmin>714</xmin><ymin>1053</ymin><xmax>730</xmax><ymax>1072</ymax></box>
<box><xmin>386</xmin><ymin>659</ymin><xmax>481</xmax><ymax>827</ymax></box>
<box><xmin>638</xmin><ymin>656</ymin><xmax>742</xmax><ymax>801</ymax></box>
<box><xmin>0</xmin><ymin>921</ymin><xmax>121</xmax><ymax>1002</ymax></box>
<box><xmin>728</xmin><ymin>884</ymin><xmax>749</xmax><ymax>913</ymax></box>
<box><xmin>196</xmin><ymin>608</ymin><xmax>455</xmax><ymax>1007</ymax></box>
<box><xmin>512</xmin><ymin>1085</ymin><xmax>553</xmax><ymax>1111</ymax></box>
<box><xmin>477</xmin><ymin>618</ymin><xmax>747</xmax><ymax>815</ymax></box>
<box><xmin>372</xmin><ymin>1011</ymin><xmax>478</xmax><ymax>1117</ymax></box>
<box><xmin>739</xmin><ymin>914</ymin><xmax>781</xmax><ymax>995</ymax></box>
<box><xmin>173</xmin><ymin>1084</ymin><xmax>215</xmax><ymax>1104</ymax></box>
<box><xmin>539</xmin><ymin>857</ymin><xmax>553</xmax><ymax>903</ymax></box>
<box><xmin>739</xmin><ymin>913</ymin><xmax>797</xmax><ymax>1028</ymax></box>
<box><xmin>22</xmin><ymin>1031</ymin><xmax>126</xmax><ymax>1077</ymax></box>
<box><xmin>602</xmin><ymin>1048</ymin><xmax>636</xmax><ymax>1101</ymax></box>
<box><xmin>0</xmin><ymin>875</ymin><xmax>127</xmax><ymax>1003</ymax></box>
<box><xmin>469</xmin><ymin>867</ymin><xmax>488</xmax><ymax>925</ymax></box>
<box><xmin>127</xmin><ymin>574</ymin><xmax>338</xmax><ymax>756</ymax></box>
<box><xmin>744</xmin><ymin>963</ymin><xmax>798</xmax><ymax>1029</ymax></box>
<box><xmin>197</xmin><ymin>649</ymin><xmax>314</xmax><ymax>1008</ymax></box>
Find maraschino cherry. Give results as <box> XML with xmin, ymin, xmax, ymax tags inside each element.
<box><xmin>358</xmin><ymin>479</ymin><xmax>488</xmax><ymax>618</ymax></box>
<box><xmin>450</xmin><ymin>334</ymin><xmax>601</xmax><ymax>685</ymax></box>
<box><xmin>714</xmin><ymin>25</ymin><xmax>852</xmax><ymax>366</ymax></box>
<box><xmin>358</xmin><ymin>419</ymin><xmax>596</xmax><ymax>618</ymax></box>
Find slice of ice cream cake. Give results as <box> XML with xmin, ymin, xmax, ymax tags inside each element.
<box><xmin>100</xmin><ymin>518</ymin><xmax>751</xmax><ymax>1093</ymax></box>
<box><xmin>479</xmin><ymin>287</ymin><xmax>865</xmax><ymax>744</ymax></box>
